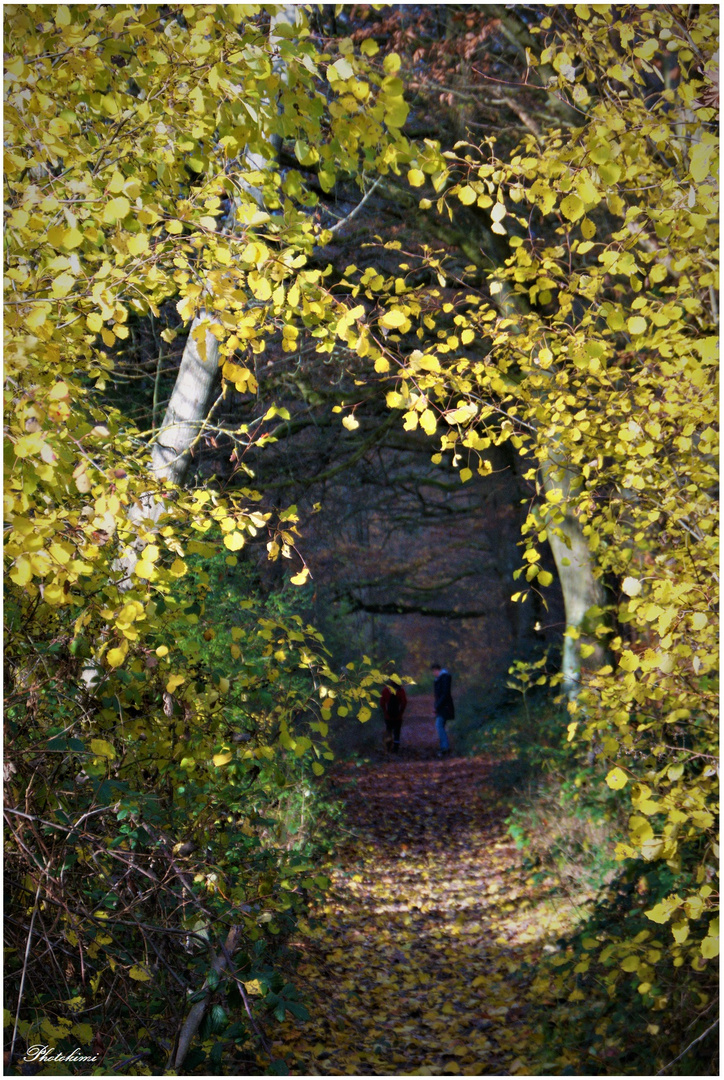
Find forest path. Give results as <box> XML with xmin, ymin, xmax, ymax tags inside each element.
<box><xmin>268</xmin><ymin>706</ymin><xmax>577</xmax><ymax>1076</ymax></box>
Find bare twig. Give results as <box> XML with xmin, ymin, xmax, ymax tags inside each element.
<box><xmin>5</xmin><ymin>804</ymin><xmax>119</xmax><ymax>832</ymax></box>
<box><xmin>327</xmin><ymin>176</ymin><xmax>382</xmax><ymax>235</ymax></box>
<box><xmin>114</xmin><ymin>1052</ymin><xmax>153</xmax><ymax>1072</ymax></box>
<box><xmin>500</xmin><ymin>94</ymin><xmax>542</xmax><ymax>139</ymax></box>
<box><xmin>10</xmin><ymin>878</ymin><xmax>43</xmax><ymax>1063</ymax></box>
<box><xmin>220</xmin><ymin>942</ymin><xmax>274</xmax><ymax>1056</ymax></box>
<box><xmin>656</xmin><ymin>1018</ymin><xmax>719</xmax><ymax>1075</ymax></box>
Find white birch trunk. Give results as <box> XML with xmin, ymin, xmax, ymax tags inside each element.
<box><xmin>150</xmin><ymin>5</ymin><xmax>299</xmax><ymax>489</ymax></box>
<box><xmin>151</xmin><ymin>313</ymin><xmax>221</xmax><ymax>486</ymax></box>
<box><xmin>492</xmin><ymin>280</ymin><xmax>604</xmax><ymax>696</ymax></box>
<box><xmin>541</xmin><ymin>455</ymin><xmax>607</xmax><ymax>698</ymax></box>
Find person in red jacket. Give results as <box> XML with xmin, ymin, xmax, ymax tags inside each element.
<box><xmin>380</xmin><ymin>680</ymin><xmax>407</xmax><ymax>753</ymax></box>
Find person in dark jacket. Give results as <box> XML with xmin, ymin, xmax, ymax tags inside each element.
<box><xmin>431</xmin><ymin>663</ymin><xmax>454</xmax><ymax>757</ymax></box>
<box><xmin>381</xmin><ymin>680</ymin><xmax>407</xmax><ymax>752</ymax></box>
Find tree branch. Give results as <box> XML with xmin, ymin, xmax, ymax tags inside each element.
<box><xmin>326</xmin><ymin>176</ymin><xmax>383</xmax><ymax>235</ymax></box>
<box><xmin>655</xmin><ymin>1018</ymin><xmax>719</xmax><ymax>1075</ymax></box>
<box><xmin>173</xmin><ymin>924</ymin><xmax>244</xmax><ymax>1071</ymax></box>
<box><xmin>340</xmin><ymin>595</ymin><xmax>491</xmax><ymax>619</ymax></box>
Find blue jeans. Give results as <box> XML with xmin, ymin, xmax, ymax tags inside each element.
<box><xmin>436</xmin><ymin>715</ymin><xmax>449</xmax><ymax>752</ymax></box>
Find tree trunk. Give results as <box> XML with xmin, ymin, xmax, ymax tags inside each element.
<box><xmin>151</xmin><ymin>5</ymin><xmax>299</xmax><ymax>489</ymax></box>
<box><xmin>541</xmin><ymin>455</ymin><xmax>607</xmax><ymax>698</ymax></box>
<box><xmin>492</xmin><ymin>283</ymin><xmax>604</xmax><ymax>696</ymax></box>
<box><xmin>151</xmin><ymin>312</ymin><xmax>222</xmax><ymax>486</ymax></box>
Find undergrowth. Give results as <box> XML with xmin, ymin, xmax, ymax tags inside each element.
<box><xmin>4</xmin><ymin>553</ymin><xmax>361</xmax><ymax>1076</ymax></box>
<box><xmin>463</xmin><ymin>689</ymin><xmax>718</xmax><ymax>1076</ymax></box>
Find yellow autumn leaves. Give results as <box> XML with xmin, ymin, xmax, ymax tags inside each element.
<box><xmin>351</xmin><ymin>4</ymin><xmax>719</xmax><ymax>988</ymax></box>
<box><xmin>269</xmin><ymin>749</ymin><xmax>625</xmax><ymax>1075</ymax></box>
<box><xmin>606</xmin><ymin>766</ymin><xmax>628</xmax><ymax>790</ymax></box>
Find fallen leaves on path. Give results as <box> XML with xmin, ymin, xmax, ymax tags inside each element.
<box><xmin>267</xmin><ymin>716</ymin><xmax>590</xmax><ymax>1076</ymax></box>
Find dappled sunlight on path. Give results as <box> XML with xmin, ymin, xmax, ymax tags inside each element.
<box><xmin>270</xmin><ymin>711</ymin><xmax>583</xmax><ymax>1076</ymax></box>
